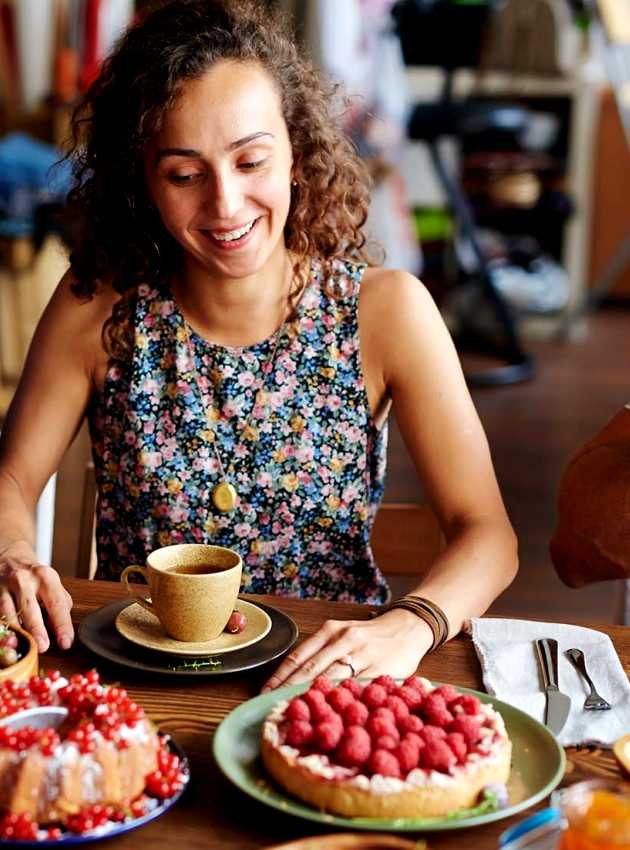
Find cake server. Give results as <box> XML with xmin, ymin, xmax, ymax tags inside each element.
<box><xmin>0</xmin><ymin>706</ymin><xmax>68</xmax><ymax>731</ymax></box>
<box><xmin>535</xmin><ymin>638</ymin><xmax>571</xmax><ymax>735</ymax></box>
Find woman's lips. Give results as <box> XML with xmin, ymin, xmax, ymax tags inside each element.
<box><xmin>202</xmin><ymin>217</ymin><xmax>260</xmax><ymax>251</ymax></box>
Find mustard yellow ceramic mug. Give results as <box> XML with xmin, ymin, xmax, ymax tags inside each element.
<box><xmin>120</xmin><ymin>543</ymin><xmax>242</xmax><ymax>642</ymax></box>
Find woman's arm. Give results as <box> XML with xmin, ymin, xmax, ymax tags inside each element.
<box><xmin>263</xmin><ymin>269</ymin><xmax>517</xmax><ymax>690</ymax></box>
<box><xmin>0</xmin><ymin>271</ymin><xmax>110</xmax><ymax>651</ymax></box>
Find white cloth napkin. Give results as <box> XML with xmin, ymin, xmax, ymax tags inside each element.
<box><xmin>468</xmin><ymin>617</ymin><xmax>630</xmax><ymax>747</ymax></box>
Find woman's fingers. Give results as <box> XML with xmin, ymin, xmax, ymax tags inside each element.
<box><xmin>36</xmin><ymin>567</ymin><xmax>74</xmax><ymax>649</ymax></box>
<box><xmin>262</xmin><ymin>620</ymin><xmax>362</xmax><ymax>691</ymax></box>
<box><xmin>7</xmin><ymin>568</ymin><xmax>50</xmax><ymax>651</ymax></box>
<box><xmin>0</xmin><ymin>588</ymin><xmax>18</xmax><ymax>625</ymax></box>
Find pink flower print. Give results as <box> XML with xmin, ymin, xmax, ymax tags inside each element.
<box><xmin>192</xmin><ymin>457</ymin><xmax>209</xmax><ymax>472</ymax></box>
<box><xmin>322</xmin><ymin>314</ymin><xmax>335</xmax><ymax>328</ymax></box>
<box><xmin>234</xmin><ymin>522</ymin><xmax>251</xmax><ymax>538</ymax></box>
<box><xmin>301</xmin><ymin>317</ymin><xmax>315</xmax><ymax>333</ymax></box>
<box><xmin>269</xmin><ymin>392</ymin><xmax>283</xmax><ymax>409</ymax></box>
<box><xmin>124</xmin><ymin>433</ymin><xmax>136</xmax><ymax>446</ymax></box>
<box><xmin>144</xmin><ymin>314</ymin><xmax>156</xmax><ymax>328</ymax></box>
<box><xmin>257</xmin><ymin>471</ymin><xmax>272</xmax><ymax>487</ymax></box>
<box><xmin>162</xmin><ymin>446</ymin><xmax>174</xmax><ymax>461</ymax></box>
<box><xmin>142</xmin><ymin>451</ymin><xmax>163</xmax><ymax>470</ymax></box>
<box><xmin>238</xmin><ymin>370</ymin><xmax>256</xmax><ymax>388</ymax></box>
<box><xmin>258</xmin><ymin>512</ymin><xmax>270</xmax><ymax>525</ymax></box>
<box><xmin>295</xmin><ymin>445</ymin><xmax>314</xmax><ymax>465</ymax></box>
<box><xmin>208</xmin><ymin>458</ymin><xmax>221</xmax><ymax>474</ymax></box>
<box><xmin>234</xmin><ymin>444</ymin><xmax>248</xmax><ymax>459</ymax></box>
<box><xmin>246</xmin><ymin>553</ymin><xmax>259</xmax><ymax>566</ymax></box>
<box><xmin>176</xmin><ymin>379</ymin><xmax>193</xmax><ymax>396</ymax></box>
<box><xmin>327</xmin><ymin>395</ymin><xmax>342</xmax><ymax>411</ymax></box>
<box><xmin>169</xmin><ymin>506</ymin><xmax>189</xmax><ymax>523</ymax></box>
<box><xmin>143</xmin><ymin>378</ymin><xmax>159</xmax><ymax>395</ymax></box>
<box><xmin>342</xmin><ymin>484</ymin><xmax>359</xmax><ymax>503</ymax></box>
<box><xmin>272</xmin><ymin>521</ymin><xmax>282</xmax><ymax>534</ymax></box>
<box><xmin>222</xmin><ymin>400</ymin><xmax>239</xmax><ymax>418</ymax></box>
<box><xmin>138</xmin><ymin>283</ymin><xmax>151</xmax><ymax>297</ymax></box>
<box><xmin>251</xmin><ymin>404</ymin><xmax>265</xmax><ymax>419</ymax></box>
<box><xmin>346</xmin><ymin>425</ymin><xmax>363</xmax><ymax>443</ymax></box>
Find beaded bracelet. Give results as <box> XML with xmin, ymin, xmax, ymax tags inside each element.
<box><xmin>379</xmin><ymin>595</ymin><xmax>450</xmax><ymax>653</ymax></box>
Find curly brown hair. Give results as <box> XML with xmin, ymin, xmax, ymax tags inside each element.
<box><xmin>63</xmin><ymin>0</ymin><xmax>372</xmax><ymax>362</ymax></box>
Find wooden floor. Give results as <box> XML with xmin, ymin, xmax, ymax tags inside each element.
<box><xmin>383</xmin><ymin>305</ymin><xmax>630</xmax><ymax>624</ymax></box>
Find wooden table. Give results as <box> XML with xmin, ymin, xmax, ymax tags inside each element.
<box><xmin>48</xmin><ymin>578</ymin><xmax>630</xmax><ymax>850</ymax></box>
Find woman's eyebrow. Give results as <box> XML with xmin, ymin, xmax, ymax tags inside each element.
<box><xmin>155</xmin><ymin>132</ymin><xmax>275</xmax><ymax>162</ymax></box>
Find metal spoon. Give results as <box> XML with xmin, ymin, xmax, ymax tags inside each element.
<box><xmin>0</xmin><ymin>706</ymin><xmax>68</xmax><ymax>731</ymax></box>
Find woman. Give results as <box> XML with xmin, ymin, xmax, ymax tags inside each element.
<box><xmin>0</xmin><ymin>0</ymin><xmax>517</xmax><ymax>688</ymax></box>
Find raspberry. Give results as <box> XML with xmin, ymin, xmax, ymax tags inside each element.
<box><xmin>335</xmin><ymin>725</ymin><xmax>371</xmax><ymax>768</ymax></box>
<box><xmin>344</xmin><ymin>700</ymin><xmax>369</xmax><ymax>727</ymax></box>
<box><xmin>371</xmin><ymin>707</ymin><xmax>396</xmax><ymax>725</ymax></box>
<box><xmin>285</xmin><ymin>720</ymin><xmax>314</xmax><ymax>748</ymax></box>
<box><xmin>286</xmin><ymin>698</ymin><xmax>311</xmax><ymax>723</ymax></box>
<box><xmin>310</xmin><ymin>702</ymin><xmax>338</xmax><ymax>725</ymax></box>
<box><xmin>362</xmin><ymin>683</ymin><xmax>388</xmax><ymax>709</ymax></box>
<box><xmin>394</xmin><ymin>738</ymin><xmax>421</xmax><ymax>774</ymax></box>
<box><xmin>394</xmin><ymin>685</ymin><xmax>423</xmax><ymax>709</ymax></box>
<box><xmin>327</xmin><ymin>687</ymin><xmax>354</xmax><ymax>714</ymax></box>
<box><xmin>450</xmin><ymin>694</ymin><xmax>482</xmax><ymax>716</ymax></box>
<box><xmin>372</xmin><ymin>675</ymin><xmax>397</xmax><ymax>693</ymax></box>
<box><xmin>303</xmin><ymin>689</ymin><xmax>326</xmax><ymax>713</ymax></box>
<box><xmin>431</xmin><ymin>685</ymin><xmax>459</xmax><ymax>704</ymax></box>
<box><xmin>313</xmin><ymin>720</ymin><xmax>343</xmax><ymax>752</ymax></box>
<box><xmin>403</xmin><ymin>675</ymin><xmax>426</xmax><ymax>693</ymax></box>
<box><xmin>402</xmin><ymin>732</ymin><xmax>425</xmax><ymax>752</ymax></box>
<box><xmin>368</xmin><ymin>749</ymin><xmax>401</xmax><ymax>778</ymax></box>
<box><xmin>373</xmin><ymin>734</ymin><xmax>398</xmax><ymax>751</ymax></box>
<box><xmin>398</xmin><ymin>714</ymin><xmax>424</xmax><ymax>734</ymax></box>
<box><xmin>366</xmin><ymin>715</ymin><xmax>400</xmax><ymax>742</ymax></box>
<box><xmin>449</xmin><ymin>715</ymin><xmax>483</xmax><ymax>747</ymax></box>
<box><xmin>420</xmin><ymin>724</ymin><xmax>447</xmax><ymax>743</ymax></box>
<box><xmin>419</xmin><ymin>738</ymin><xmax>456</xmax><ymax>773</ymax></box>
<box><xmin>313</xmin><ymin>675</ymin><xmax>334</xmax><ymax>694</ymax></box>
<box><xmin>420</xmin><ymin>694</ymin><xmax>454</xmax><ymax>728</ymax></box>
<box><xmin>384</xmin><ymin>695</ymin><xmax>410</xmax><ymax>723</ymax></box>
<box><xmin>341</xmin><ymin>679</ymin><xmax>364</xmax><ymax>698</ymax></box>
<box><xmin>446</xmin><ymin>732</ymin><xmax>467</xmax><ymax>764</ymax></box>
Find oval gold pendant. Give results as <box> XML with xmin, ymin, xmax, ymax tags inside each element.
<box><xmin>212</xmin><ymin>481</ymin><xmax>238</xmax><ymax>513</ymax></box>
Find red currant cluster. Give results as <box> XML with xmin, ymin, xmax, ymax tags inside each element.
<box><xmin>145</xmin><ymin>741</ymin><xmax>187</xmax><ymax>799</ymax></box>
<box><xmin>281</xmin><ymin>675</ymin><xmax>494</xmax><ymax>779</ymax></box>
<box><xmin>0</xmin><ymin>726</ymin><xmax>60</xmax><ymax>755</ymax></box>
<box><xmin>0</xmin><ymin>812</ymin><xmax>38</xmax><ymax>840</ymax></box>
<box><xmin>0</xmin><ymin>671</ymin><xmax>62</xmax><ymax>718</ymax></box>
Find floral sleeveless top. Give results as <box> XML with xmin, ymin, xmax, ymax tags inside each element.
<box><xmin>88</xmin><ymin>258</ymin><xmax>390</xmax><ymax>603</ymax></box>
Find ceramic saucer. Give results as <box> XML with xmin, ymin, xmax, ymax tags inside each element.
<box><xmin>115</xmin><ymin>598</ymin><xmax>271</xmax><ymax>657</ymax></box>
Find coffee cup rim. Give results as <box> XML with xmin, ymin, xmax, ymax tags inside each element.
<box><xmin>145</xmin><ymin>543</ymin><xmax>242</xmax><ymax>575</ymax></box>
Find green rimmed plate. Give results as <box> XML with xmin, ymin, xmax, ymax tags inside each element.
<box><xmin>213</xmin><ymin>682</ymin><xmax>565</xmax><ymax>832</ymax></box>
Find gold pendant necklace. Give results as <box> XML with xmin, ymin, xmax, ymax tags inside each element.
<box><xmin>180</xmin><ymin>318</ymin><xmax>289</xmax><ymax>514</ymax></box>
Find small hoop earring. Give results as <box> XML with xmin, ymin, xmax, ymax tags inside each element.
<box><xmin>291</xmin><ymin>179</ymin><xmax>298</xmax><ymax>187</ymax></box>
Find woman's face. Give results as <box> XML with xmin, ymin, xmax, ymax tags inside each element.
<box><xmin>144</xmin><ymin>60</ymin><xmax>293</xmax><ymax>281</ymax></box>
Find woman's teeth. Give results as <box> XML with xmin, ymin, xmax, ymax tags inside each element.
<box><xmin>210</xmin><ymin>219</ymin><xmax>256</xmax><ymax>242</ymax></box>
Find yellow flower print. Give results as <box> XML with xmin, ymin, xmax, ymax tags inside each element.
<box><xmin>242</xmin><ymin>424</ymin><xmax>259</xmax><ymax>441</ymax></box>
<box><xmin>284</xmin><ymin>562</ymin><xmax>298</xmax><ymax>578</ymax></box>
<box><xmin>327</xmin><ymin>494</ymin><xmax>341</xmax><ymax>511</ymax></box>
<box><xmin>330</xmin><ymin>457</ymin><xmax>344</xmax><ymax>473</ymax></box>
<box><xmin>206</xmin><ymin>407</ymin><xmax>220</xmax><ymax>424</ymax></box>
<box><xmin>204</xmin><ymin>517</ymin><xmax>218</xmax><ymax>535</ymax></box>
<box><xmin>320</xmin><ymin>367</ymin><xmax>336</xmax><ymax>379</ymax></box>
<box><xmin>250</xmin><ymin>539</ymin><xmax>263</xmax><ymax>554</ymax></box>
<box><xmin>329</xmin><ymin>345</ymin><xmax>340</xmax><ymax>361</ymax></box>
<box><xmin>167</xmin><ymin>479</ymin><xmax>182</xmax><ymax>494</ymax></box>
<box><xmin>272</xmin><ymin>448</ymin><xmax>287</xmax><ymax>463</ymax></box>
<box><xmin>136</xmin><ymin>334</ymin><xmax>149</xmax><ymax>350</ymax></box>
<box><xmin>317</xmin><ymin>517</ymin><xmax>333</xmax><ymax>527</ymax></box>
<box><xmin>176</xmin><ymin>326</ymin><xmax>188</xmax><ymax>343</ymax></box>
<box><xmin>290</xmin><ymin>416</ymin><xmax>306</xmax><ymax>433</ymax></box>
<box><xmin>158</xmin><ymin>531</ymin><xmax>171</xmax><ymax>547</ymax></box>
<box><xmin>166</xmin><ymin>382</ymin><xmax>178</xmax><ymax>399</ymax></box>
<box><xmin>282</xmin><ymin>472</ymin><xmax>299</xmax><ymax>492</ymax></box>
<box><xmin>356</xmin><ymin>504</ymin><xmax>369</xmax><ymax>522</ymax></box>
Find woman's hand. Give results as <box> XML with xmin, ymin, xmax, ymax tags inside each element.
<box><xmin>0</xmin><ymin>541</ymin><xmax>74</xmax><ymax>652</ymax></box>
<box><xmin>261</xmin><ymin>609</ymin><xmax>434</xmax><ymax>692</ymax></box>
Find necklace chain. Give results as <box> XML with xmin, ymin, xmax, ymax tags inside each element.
<box><xmin>179</xmin><ymin>310</ymin><xmax>290</xmax><ymax>514</ymax></box>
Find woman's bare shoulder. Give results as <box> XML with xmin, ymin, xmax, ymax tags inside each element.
<box><xmin>360</xmin><ymin>266</ymin><xmax>437</xmax><ymax>325</ymax></box>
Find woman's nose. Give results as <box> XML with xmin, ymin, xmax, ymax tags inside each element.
<box><xmin>206</xmin><ymin>171</ymin><xmax>241</xmax><ymax>221</ymax></box>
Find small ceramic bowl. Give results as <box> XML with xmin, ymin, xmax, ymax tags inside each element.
<box><xmin>0</xmin><ymin>624</ymin><xmax>39</xmax><ymax>684</ymax></box>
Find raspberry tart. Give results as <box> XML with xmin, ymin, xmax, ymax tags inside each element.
<box><xmin>261</xmin><ymin>675</ymin><xmax>512</xmax><ymax>819</ymax></box>
<box><xmin>0</xmin><ymin>670</ymin><xmax>187</xmax><ymax>839</ymax></box>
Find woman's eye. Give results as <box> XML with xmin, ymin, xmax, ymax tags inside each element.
<box><xmin>239</xmin><ymin>159</ymin><xmax>265</xmax><ymax>170</ymax></box>
<box><xmin>168</xmin><ymin>173</ymin><xmax>203</xmax><ymax>185</ymax></box>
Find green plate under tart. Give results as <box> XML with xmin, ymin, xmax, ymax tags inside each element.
<box><xmin>213</xmin><ymin>682</ymin><xmax>565</xmax><ymax>832</ymax></box>
<box><xmin>115</xmin><ymin>598</ymin><xmax>272</xmax><ymax>657</ymax></box>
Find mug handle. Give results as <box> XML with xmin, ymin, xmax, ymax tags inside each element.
<box><xmin>120</xmin><ymin>565</ymin><xmax>155</xmax><ymax>615</ymax></box>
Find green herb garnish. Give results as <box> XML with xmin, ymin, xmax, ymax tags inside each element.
<box><xmin>167</xmin><ymin>657</ymin><xmax>222</xmax><ymax>672</ymax></box>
